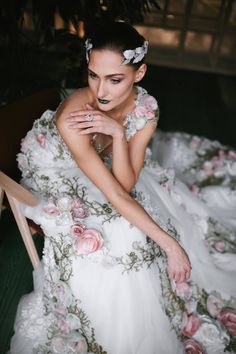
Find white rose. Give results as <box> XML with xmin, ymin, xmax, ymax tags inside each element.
<box><xmin>193</xmin><ymin>317</ymin><xmax>229</xmax><ymax>354</ymax></box>
<box><xmin>136</xmin><ymin>117</ymin><xmax>146</xmax><ymax>130</ymax></box>
<box><xmin>227</xmin><ymin>161</ymin><xmax>236</xmax><ymax>176</ymax></box>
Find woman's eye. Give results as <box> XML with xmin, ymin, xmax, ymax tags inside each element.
<box><xmin>88</xmin><ymin>72</ymin><xmax>97</xmax><ymax>79</ymax></box>
<box><xmin>111</xmin><ymin>79</ymin><xmax>121</xmax><ymax>84</ymax></box>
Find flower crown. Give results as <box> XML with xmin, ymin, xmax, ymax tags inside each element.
<box><xmin>85</xmin><ymin>38</ymin><xmax>148</xmax><ymax>65</ymax></box>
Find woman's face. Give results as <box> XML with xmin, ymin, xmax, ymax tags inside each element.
<box><xmin>88</xmin><ymin>49</ymin><xmax>145</xmax><ymax>113</ymax></box>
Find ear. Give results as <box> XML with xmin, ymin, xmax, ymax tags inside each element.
<box><xmin>134</xmin><ymin>64</ymin><xmax>147</xmax><ymax>83</ymax></box>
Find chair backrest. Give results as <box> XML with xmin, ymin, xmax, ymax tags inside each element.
<box><xmin>0</xmin><ymin>170</ymin><xmax>40</xmax><ymax>269</ymax></box>
<box><xmin>0</xmin><ymin>88</ymin><xmax>60</xmax><ymax>179</ymax></box>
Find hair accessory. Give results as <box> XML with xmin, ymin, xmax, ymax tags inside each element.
<box><xmin>85</xmin><ymin>38</ymin><xmax>93</xmax><ymax>63</ymax></box>
<box><xmin>123</xmin><ymin>40</ymin><xmax>148</xmax><ymax>65</ymax></box>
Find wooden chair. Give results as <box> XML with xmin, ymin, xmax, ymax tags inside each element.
<box><xmin>0</xmin><ymin>88</ymin><xmax>60</xmax><ymax>179</ymax></box>
<box><xmin>0</xmin><ymin>171</ymin><xmax>40</xmax><ymax>269</ymax></box>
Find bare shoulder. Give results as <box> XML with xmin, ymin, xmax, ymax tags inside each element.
<box><xmin>56</xmin><ymin>87</ymin><xmax>93</xmax><ymax>125</ymax></box>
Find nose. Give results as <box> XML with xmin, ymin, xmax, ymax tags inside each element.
<box><xmin>97</xmin><ymin>80</ymin><xmax>106</xmax><ymax>99</ymax></box>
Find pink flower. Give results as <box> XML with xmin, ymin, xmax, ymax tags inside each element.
<box><xmin>59</xmin><ymin>318</ymin><xmax>70</xmax><ymax>334</ymax></box>
<box><xmin>54</xmin><ymin>307</ymin><xmax>67</xmax><ymax>316</ymax></box>
<box><xmin>211</xmin><ymin>156</ymin><xmax>221</xmax><ymax>167</ymax></box>
<box><xmin>72</xmin><ymin>206</ymin><xmax>88</xmax><ymax>219</ymax></box>
<box><xmin>37</xmin><ymin>133</ymin><xmax>46</xmax><ymax>147</ymax></box>
<box><xmin>74</xmin><ymin>229</ymin><xmax>103</xmax><ymax>255</ymax></box>
<box><xmin>70</xmin><ymin>224</ymin><xmax>85</xmax><ymax>237</ymax></box>
<box><xmin>217</xmin><ymin>308</ymin><xmax>236</xmax><ymax>336</ymax></box>
<box><xmin>43</xmin><ymin>198</ymin><xmax>59</xmax><ymax>216</ymax></box>
<box><xmin>161</xmin><ymin>182</ymin><xmax>169</xmax><ymax>191</ymax></box>
<box><xmin>183</xmin><ymin>339</ymin><xmax>206</xmax><ymax>354</ymax></box>
<box><xmin>182</xmin><ymin>312</ymin><xmax>201</xmax><ymax>337</ymax></box>
<box><xmin>214</xmin><ymin>240</ymin><xmax>225</xmax><ymax>253</ymax></box>
<box><xmin>228</xmin><ymin>150</ymin><xmax>236</xmax><ymax>160</ymax></box>
<box><xmin>173</xmin><ymin>281</ymin><xmax>190</xmax><ymax>299</ymax></box>
<box><xmin>203</xmin><ymin>161</ymin><xmax>214</xmax><ymax>175</ymax></box>
<box><xmin>190</xmin><ymin>185</ymin><xmax>200</xmax><ymax>197</ymax></box>
<box><xmin>206</xmin><ymin>294</ymin><xmax>224</xmax><ymax>317</ymax></box>
<box><xmin>141</xmin><ymin>95</ymin><xmax>158</xmax><ymax>110</ymax></box>
<box><xmin>190</xmin><ymin>137</ymin><xmax>201</xmax><ymax>150</ymax></box>
<box><xmin>134</xmin><ymin>105</ymin><xmax>155</xmax><ymax>120</ymax></box>
<box><xmin>219</xmin><ymin>149</ymin><xmax>226</xmax><ymax>158</ymax></box>
<box><xmin>72</xmin><ymin>198</ymin><xmax>83</xmax><ymax>209</ymax></box>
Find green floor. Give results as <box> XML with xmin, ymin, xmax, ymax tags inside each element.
<box><xmin>0</xmin><ymin>65</ymin><xmax>236</xmax><ymax>354</ymax></box>
<box><xmin>0</xmin><ymin>210</ymin><xmax>44</xmax><ymax>354</ymax></box>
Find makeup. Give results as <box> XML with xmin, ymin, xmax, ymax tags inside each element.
<box><xmin>98</xmin><ymin>98</ymin><xmax>110</xmax><ymax>104</ymax></box>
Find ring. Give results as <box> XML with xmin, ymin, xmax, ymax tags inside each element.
<box><xmin>85</xmin><ymin>112</ymin><xmax>94</xmax><ymax>122</ymax></box>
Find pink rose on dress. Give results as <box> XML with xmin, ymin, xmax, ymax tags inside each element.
<box><xmin>70</xmin><ymin>224</ymin><xmax>85</xmax><ymax>237</ymax></box>
<box><xmin>173</xmin><ymin>281</ymin><xmax>190</xmax><ymax>299</ymax></box>
<box><xmin>206</xmin><ymin>294</ymin><xmax>224</xmax><ymax>317</ymax></box>
<box><xmin>72</xmin><ymin>198</ymin><xmax>83</xmax><ymax>209</ymax></box>
<box><xmin>211</xmin><ymin>155</ymin><xmax>221</xmax><ymax>167</ymax></box>
<box><xmin>182</xmin><ymin>312</ymin><xmax>201</xmax><ymax>337</ymax></box>
<box><xmin>72</xmin><ymin>206</ymin><xmax>88</xmax><ymax>219</ymax></box>
<box><xmin>190</xmin><ymin>136</ymin><xmax>201</xmax><ymax>150</ymax></box>
<box><xmin>183</xmin><ymin>339</ymin><xmax>206</xmax><ymax>354</ymax></box>
<box><xmin>43</xmin><ymin>198</ymin><xmax>59</xmax><ymax>216</ymax></box>
<box><xmin>74</xmin><ymin>229</ymin><xmax>103</xmax><ymax>255</ymax></box>
<box><xmin>161</xmin><ymin>182</ymin><xmax>170</xmax><ymax>191</ymax></box>
<box><xmin>142</xmin><ymin>95</ymin><xmax>158</xmax><ymax>110</ymax></box>
<box><xmin>203</xmin><ymin>161</ymin><xmax>214</xmax><ymax>175</ymax></box>
<box><xmin>190</xmin><ymin>185</ymin><xmax>200</xmax><ymax>197</ymax></box>
<box><xmin>37</xmin><ymin>133</ymin><xmax>46</xmax><ymax>147</ymax></box>
<box><xmin>135</xmin><ymin>105</ymin><xmax>155</xmax><ymax>120</ymax></box>
<box><xmin>214</xmin><ymin>240</ymin><xmax>225</xmax><ymax>253</ymax></box>
<box><xmin>59</xmin><ymin>318</ymin><xmax>70</xmax><ymax>334</ymax></box>
<box><xmin>219</xmin><ymin>149</ymin><xmax>226</xmax><ymax>159</ymax></box>
<box><xmin>228</xmin><ymin>150</ymin><xmax>236</xmax><ymax>160</ymax></box>
<box><xmin>217</xmin><ymin>308</ymin><xmax>236</xmax><ymax>336</ymax></box>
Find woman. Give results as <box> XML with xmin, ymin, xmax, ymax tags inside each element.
<box><xmin>10</xmin><ymin>22</ymin><xmax>236</xmax><ymax>354</ymax></box>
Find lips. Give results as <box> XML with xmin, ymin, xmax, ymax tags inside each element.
<box><xmin>98</xmin><ymin>98</ymin><xmax>110</xmax><ymax>104</ymax></box>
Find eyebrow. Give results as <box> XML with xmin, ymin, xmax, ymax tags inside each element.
<box><xmin>88</xmin><ymin>68</ymin><xmax>125</xmax><ymax>78</ymax></box>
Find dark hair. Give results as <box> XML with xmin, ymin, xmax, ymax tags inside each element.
<box><xmin>87</xmin><ymin>22</ymin><xmax>147</xmax><ymax>69</ymax></box>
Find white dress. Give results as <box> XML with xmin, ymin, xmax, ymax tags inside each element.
<box><xmin>9</xmin><ymin>87</ymin><xmax>236</xmax><ymax>354</ymax></box>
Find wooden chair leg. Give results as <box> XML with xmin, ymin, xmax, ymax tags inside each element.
<box><xmin>0</xmin><ymin>186</ymin><xmax>4</xmax><ymax>216</ymax></box>
<box><xmin>6</xmin><ymin>193</ymin><xmax>40</xmax><ymax>269</ymax></box>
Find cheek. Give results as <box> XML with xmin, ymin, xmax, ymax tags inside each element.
<box><xmin>113</xmin><ymin>82</ymin><xmax>134</xmax><ymax>98</ymax></box>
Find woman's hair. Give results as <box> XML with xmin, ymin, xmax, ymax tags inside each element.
<box><xmin>87</xmin><ymin>22</ymin><xmax>147</xmax><ymax>69</ymax></box>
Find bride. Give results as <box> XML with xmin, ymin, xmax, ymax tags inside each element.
<box><xmin>10</xmin><ymin>22</ymin><xmax>236</xmax><ymax>354</ymax></box>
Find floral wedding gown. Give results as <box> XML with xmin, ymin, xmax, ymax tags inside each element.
<box><xmin>9</xmin><ymin>87</ymin><xmax>236</xmax><ymax>354</ymax></box>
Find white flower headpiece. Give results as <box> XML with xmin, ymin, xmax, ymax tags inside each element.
<box><xmin>123</xmin><ymin>40</ymin><xmax>148</xmax><ymax>64</ymax></box>
<box><xmin>85</xmin><ymin>38</ymin><xmax>93</xmax><ymax>63</ymax></box>
<box><xmin>85</xmin><ymin>38</ymin><xmax>148</xmax><ymax>64</ymax></box>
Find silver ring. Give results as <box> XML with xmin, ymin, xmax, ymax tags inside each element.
<box><xmin>86</xmin><ymin>112</ymin><xmax>94</xmax><ymax>122</ymax></box>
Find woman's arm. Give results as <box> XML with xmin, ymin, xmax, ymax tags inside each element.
<box><xmin>112</xmin><ymin>122</ymin><xmax>156</xmax><ymax>192</ymax></box>
<box><xmin>57</xmin><ymin>112</ymin><xmax>191</xmax><ymax>284</ymax></box>
<box><xmin>67</xmin><ymin>106</ymin><xmax>156</xmax><ymax>192</ymax></box>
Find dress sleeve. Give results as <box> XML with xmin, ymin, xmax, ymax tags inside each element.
<box><xmin>124</xmin><ymin>92</ymin><xmax>159</xmax><ymax>141</ymax></box>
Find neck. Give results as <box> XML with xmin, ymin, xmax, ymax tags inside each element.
<box><xmin>106</xmin><ymin>87</ymin><xmax>137</xmax><ymax>122</ymax></box>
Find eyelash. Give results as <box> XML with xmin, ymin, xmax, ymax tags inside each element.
<box><xmin>88</xmin><ymin>72</ymin><xmax>122</xmax><ymax>85</ymax></box>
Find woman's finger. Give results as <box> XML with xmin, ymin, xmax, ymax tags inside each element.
<box><xmin>78</xmin><ymin>127</ymin><xmax>104</xmax><ymax>135</ymax></box>
<box><xmin>68</xmin><ymin>120</ymin><xmax>102</xmax><ymax>129</ymax></box>
<box><xmin>69</xmin><ymin>110</ymin><xmax>101</xmax><ymax>117</ymax></box>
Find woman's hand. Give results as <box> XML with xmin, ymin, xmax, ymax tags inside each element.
<box><xmin>164</xmin><ymin>239</ymin><xmax>191</xmax><ymax>283</ymax></box>
<box><xmin>67</xmin><ymin>104</ymin><xmax>124</xmax><ymax>138</ymax></box>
